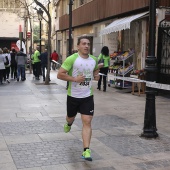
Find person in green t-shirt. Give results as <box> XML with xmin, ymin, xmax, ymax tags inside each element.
<box><xmin>33</xmin><ymin>47</ymin><xmax>41</xmax><ymax>80</ymax></box>
<box><xmin>97</xmin><ymin>46</ymin><xmax>110</xmax><ymax>92</ymax></box>
<box><xmin>31</xmin><ymin>49</ymin><xmax>36</xmax><ymax>78</ymax></box>
<box><xmin>57</xmin><ymin>36</ymin><xmax>100</xmax><ymax>161</ymax></box>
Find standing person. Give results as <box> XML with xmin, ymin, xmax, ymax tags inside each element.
<box><xmin>0</xmin><ymin>48</ymin><xmax>6</xmax><ymax>84</ymax></box>
<box><xmin>51</xmin><ymin>50</ymin><xmax>59</xmax><ymax>70</ymax></box>
<box><xmin>15</xmin><ymin>48</ymin><xmax>27</xmax><ymax>81</ymax></box>
<box><xmin>57</xmin><ymin>36</ymin><xmax>99</xmax><ymax>161</ymax></box>
<box><xmin>33</xmin><ymin>47</ymin><xmax>41</xmax><ymax>80</ymax></box>
<box><xmin>39</xmin><ymin>49</ymin><xmax>50</xmax><ymax>81</ymax></box>
<box><xmin>97</xmin><ymin>46</ymin><xmax>110</xmax><ymax>92</ymax></box>
<box><xmin>10</xmin><ymin>48</ymin><xmax>17</xmax><ymax>79</ymax></box>
<box><xmin>31</xmin><ymin>49</ymin><xmax>36</xmax><ymax>78</ymax></box>
<box><xmin>3</xmin><ymin>47</ymin><xmax>11</xmax><ymax>83</ymax></box>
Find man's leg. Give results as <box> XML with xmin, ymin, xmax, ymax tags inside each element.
<box><xmin>14</xmin><ymin>65</ymin><xmax>17</xmax><ymax>79</ymax></box>
<box><xmin>64</xmin><ymin>96</ymin><xmax>78</xmax><ymax>133</ymax></box>
<box><xmin>64</xmin><ymin>116</ymin><xmax>75</xmax><ymax>133</ymax></box>
<box><xmin>42</xmin><ymin>66</ymin><xmax>45</xmax><ymax>81</ymax></box>
<box><xmin>66</xmin><ymin>116</ymin><xmax>75</xmax><ymax>124</ymax></box>
<box><xmin>81</xmin><ymin>114</ymin><xmax>93</xmax><ymax>161</ymax></box>
<box><xmin>52</xmin><ymin>62</ymin><xmax>55</xmax><ymax>70</ymax></box>
<box><xmin>11</xmin><ymin>65</ymin><xmax>14</xmax><ymax>78</ymax></box>
<box><xmin>17</xmin><ymin>65</ymin><xmax>21</xmax><ymax>81</ymax></box>
<box><xmin>103</xmin><ymin>67</ymin><xmax>108</xmax><ymax>91</ymax></box>
<box><xmin>97</xmin><ymin>75</ymin><xmax>102</xmax><ymax>90</ymax></box>
<box><xmin>45</xmin><ymin>65</ymin><xmax>50</xmax><ymax>81</ymax></box>
<box><xmin>81</xmin><ymin>114</ymin><xmax>93</xmax><ymax>149</ymax></box>
<box><xmin>21</xmin><ymin>66</ymin><xmax>25</xmax><ymax>81</ymax></box>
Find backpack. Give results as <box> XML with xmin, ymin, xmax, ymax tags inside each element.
<box><xmin>4</xmin><ymin>56</ymin><xmax>9</xmax><ymax>66</ymax></box>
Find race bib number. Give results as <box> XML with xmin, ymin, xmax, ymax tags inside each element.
<box><xmin>77</xmin><ymin>77</ymin><xmax>92</xmax><ymax>89</ymax></box>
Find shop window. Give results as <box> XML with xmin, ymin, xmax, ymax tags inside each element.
<box><xmin>15</xmin><ymin>0</ymin><xmax>21</xmax><ymax>8</ymax></box>
<box><xmin>3</xmin><ymin>0</ymin><xmax>8</xmax><ymax>8</ymax></box>
<box><xmin>9</xmin><ymin>0</ymin><xmax>15</xmax><ymax>8</ymax></box>
<box><xmin>0</xmin><ymin>0</ymin><xmax>21</xmax><ymax>8</ymax></box>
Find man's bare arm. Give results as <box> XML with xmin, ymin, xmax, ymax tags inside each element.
<box><xmin>93</xmin><ymin>69</ymin><xmax>100</xmax><ymax>81</ymax></box>
<box><xmin>57</xmin><ymin>67</ymin><xmax>85</xmax><ymax>83</ymax></box>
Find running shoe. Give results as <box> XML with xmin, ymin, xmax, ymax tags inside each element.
<box><xmin>82</xmin><ymin>149</ymin><xmax>92</xmax><ymax>161</ymax></box>
<box><xmin>64</xmin><ymin>123</ymin><xmax>71</xmax><ymax>133</ymax></box>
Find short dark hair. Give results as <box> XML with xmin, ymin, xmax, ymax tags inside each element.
<box><xmin>77</xmin><ymin>36</ymin><xmax>90</xmax><ymax>45</ymax></box>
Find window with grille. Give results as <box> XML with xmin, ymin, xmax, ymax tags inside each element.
<box><xmin>0</xmin><ymin>0</ymin><xmax>21</xmax><ymax>8</ymax></box>
<box><xmin>0</xmin><ymin>1</ymin><xmax>3</xmax><ymax>8</ymax></box>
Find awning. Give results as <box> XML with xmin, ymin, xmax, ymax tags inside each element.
<box><xmin>100</xmin><ymin>12</ymin><xmax>148</xmax><ymax>35</ymax></box>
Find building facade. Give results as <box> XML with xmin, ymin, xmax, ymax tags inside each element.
<box><xmin>0</xmin><ymin>0</ymin><xmax>27</xmax><ymax>51</ymax></box>
<box><xmin>54</xmin><ymin>0</ymin><xmax>170</xmax><ymax>70</ymax></box>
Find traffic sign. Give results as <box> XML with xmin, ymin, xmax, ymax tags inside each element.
<box><xmin>27</xmin><ymin>32</ymin><xmax>31</xmax><ymax>38</ymax></box>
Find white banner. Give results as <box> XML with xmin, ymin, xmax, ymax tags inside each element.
<box><xmin>16</xmin><ymin>40</ymin><xmax>26</xmax><ymax>54</ymax></box>
<box><xmin>108</xmin><ymin>75</ymin><xmax>170</xmax><ymax>91</ymax></box>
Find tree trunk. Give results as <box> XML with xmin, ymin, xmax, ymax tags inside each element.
<box><xmin>34</xmin><ymin>0</ymin><xmax>51</xmax><ymax>85</ymax></box>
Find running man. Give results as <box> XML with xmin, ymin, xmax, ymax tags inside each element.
<box><xmin>57</xmin><ymin>36</ymin><xmax>99</xmax><ymax>161</ymax></box>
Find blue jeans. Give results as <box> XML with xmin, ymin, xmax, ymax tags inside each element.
<box><xmin>17</xmin><ymin>65</ymin><xmax>25</xmax><ymax>80</ymax></box>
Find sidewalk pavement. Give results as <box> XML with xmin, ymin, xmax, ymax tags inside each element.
<box><xmin>0</xmin><ymin>70</ymin><xmax>170</xmax><ymax>170</ymax></box>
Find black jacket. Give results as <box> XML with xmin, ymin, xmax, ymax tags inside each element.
<box><xmin>39</xmin><ymin>52</ymin><xmax>48</xmax><ymax>66</ymax></box>
<box><xmin>10</xmin><ymin>52</ymin><xmax>17</xmax><ymax>65</ymax></box>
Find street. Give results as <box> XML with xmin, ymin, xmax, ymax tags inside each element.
<box><xmin>0</xmin><ymin>70</ymin><xmax>170</xmax><ymax>170</ymax></box>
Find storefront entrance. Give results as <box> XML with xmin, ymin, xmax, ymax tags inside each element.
<box><xmin>157</xmin><ymin>18</ymin><xmax>170</xmax><ymax>85</ymax></box>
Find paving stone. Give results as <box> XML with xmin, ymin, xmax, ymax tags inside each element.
<box><xmin>135</xmin><ymin>159</ymin><xmax>170</xmax><ymax>170</ymax></box>
<box><xmin>39</xmin><ymin>132</ymin><xmax>76</xmax><ymax>141</ymax></box>
<box><xmin>0</xmin><ymin>90</ymin><xmax>33</xmax><ymax>96</ymax></box>
<box><xmin>0</xmin><ymin>162</ymin><xmax>17</xmax><ymax>170</ymax></box>
<box><xmin>0</xmin><ymin>120</ymin><xmax>63</xmax><ymax>135</ymax></box>
<box><xmin>89</xmin><ymin>168</ymin><xmax>116</xmax><ymax>170</ymax></box>
<box><xmin>97</xmin><ymin>134</ymin><xmax>170</xmax><ymax>156</ymax></box>
<box><xmin>8</xmin><ymin>140</ymin><xmax>101</xmax><ymax>168</ymax></box>
<box><xmin>74</xmin><ymin>115</ymin><xmax>136</xmax><ymax>129</ymax></box>
<box><xmin>39</xmin><ymin>90</ymin><xmax>67</xmax><ymax>95</ymax></box>
<box><xmin>20</xmin><ymin>168</ymin><xmax>42</xmax><ymax>170</ymax></box>
<box><xmin>0</xmin><ymin>137</ymin><xmax>8</xmax><ymax>151</ymax></box>
<box><xmin>0</xmin><ymin>151</ymin><xmax>14</xmax><ymax>164</ymax></box>
<box><xmin>42</xmin><ymin>164</ymin><xmax>67</xmax><ymax>170</ymax></box>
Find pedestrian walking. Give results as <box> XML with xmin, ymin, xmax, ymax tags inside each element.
<box><xmin>0</xmin><ymin>48</ymin><xmax>6</xmax><ymax>84</ymax></box>
<box><xmin>31</xmin><ymin>49</ymin><xmax>36</xmax><ymax>78</ymax></box>
<box><xmin>33</xmin><ymin>47</ymin><xmax>41</xmax><ymax>80</ymax></box>
<box><xmin>97</xmin><ymin>46</ymin><xmax>110</xmax><ymax>92</ymax></box>
<box><xmin>51</xmin><ymin>50</ymin><xmax>59</xmax><ymax>70</ymax></box>
<box><xmin>57</xmin><ymin>36</ymin><xmax>100</xmax><ymax>161</ymax></box>
<box><xmin>15</xmin><ymin>48</ymin><xmax>27</xmax><ymax>81</ymax></box>
<box><xmin>10</xmin><ymin>48</ymin><xmax>17</xmax><ymax>79</ymax></box>
<box><xmin>3</xmin><ymin>47</ymin><xmax>11</xmax><ymax>83</ymax></box>
<box><xmin>39</xmin><ymin>49</ymin><xmax>50</xmax><ymax>81</ymax></box>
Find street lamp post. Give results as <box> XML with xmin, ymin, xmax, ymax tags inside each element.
<box><xmin>69</xmin><ymin>0</ymin><xmax>74</xmax><ymax>56</ymax></box>
<box><xmin>37</xmin><ymin>8</ymin><xmax>44</xmax><ymax>53</ymax></box>
<box><xmin>66</xmin><ymin>0</ymin><xmax>74</xmax><ymax>89</ymax></box>
<box><xmin>141</xmin><ymin>0</ymin><xmax>158</xmax><ymax>138</ymax></box>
